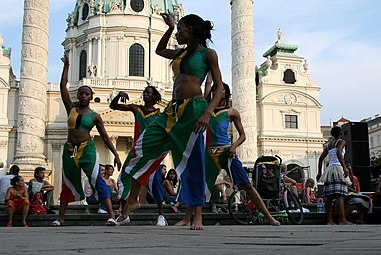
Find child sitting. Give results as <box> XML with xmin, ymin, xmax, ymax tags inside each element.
<box><xmin>304</xmin><ymin>178</ymin><xmax>323</xmax><ymax>203</ymax></box>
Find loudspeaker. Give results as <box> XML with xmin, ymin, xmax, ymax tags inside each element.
<box><xmin>342</xmin><ymin>122</ymin><xmax>371</xmax><ymax>191</ymax></box>
<box><xmin>342</xmin><ymin>122</ymin><xmax>368</xmax><ymax>142</ymax></box>
<box><xmin>353</xmin><ymin>166</ymin><xmax>372</xmax><ymax>192</ymax></box>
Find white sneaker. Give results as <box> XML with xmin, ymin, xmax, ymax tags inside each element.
<box><xmin>97</xmin><ymin>208</ymin><xmax>108</xmax><ymax>214</ymax></box>
<box><xmin>156</xmin><ymin>215</ymin><xmax>168</xmax><ymax>226</ymax></box>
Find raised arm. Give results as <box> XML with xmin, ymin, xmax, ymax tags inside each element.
<box><xmin>94</xmin><ymin>113</ymin><xmax>121</xmax><ymax>171</ymax></box>
<box><xmin>155</xmin><ymin>13</ymin><xmax>181</xmax><ymax>59</ymax></box>
<box><xmin>60</xmin><ymin>51</ymin><xmax>74</xmax><ymax>115</ymax></box>
<box><xmin>229</xmin><ymin>108</ymin><xmax>246</xmax><ymax>158</ymax></box>
<box><xmin>109</xmin><ymin>91</ymin><xmax>137</xmax><ymax>112</ymax></box>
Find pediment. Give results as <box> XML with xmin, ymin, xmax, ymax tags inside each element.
<box><xmin>260</xmin><ymin>90</ymin><xmax>321</xmax><ymax>107</ymax></box>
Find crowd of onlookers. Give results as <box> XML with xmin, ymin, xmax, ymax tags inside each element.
<box><xmin>1</xmin><ymin>160</ymin><xmax>380</xmax><ymax>227</ymax></box>
<box><xmin>0</xmin><ymin>165</ymin><xmax>55</xmax><ymax>227</ymax></box>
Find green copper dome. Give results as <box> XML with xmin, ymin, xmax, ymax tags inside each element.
<box><xmin>73</xmin><ymin>0</ymin><xmax>180</xmax><ymax>17</ymax></box>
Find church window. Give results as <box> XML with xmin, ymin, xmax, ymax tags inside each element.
<box><xmin>283</xmin><ymin>69</ymin><xmax>296</xmax><ymax>84</ymax></box>
<box><xmin>82</xmin><ymin>3</ymin><xmax>89</xmax><ymax>20</ymax></box>
<box><xmin>129</xmin><ymin>43</ymin><xmax>144</xmax><ymax>77</ymax></box>
<box><xmin>285</xmin><ymin>114</ymin><xmax>298</xmax><ymax>129</ymax></box>
<box><xmin>79</xmin><ymin>50</ymin><xmax>87</xmax><ymax>80</ymax></box>
<box><xmin>130</xmin><ymin>0</ymin><xmax>144</xmax><ymax>12</ymax></box>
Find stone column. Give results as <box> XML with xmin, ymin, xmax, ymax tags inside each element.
<box><xmin>230</xmin><ymin>0</ymin><xmax>257</xmax><ymax>166</ymax></box>
<box><xmin>13</xmin><ymin>0</ymin><xmax>50</xmax><ymax>179</ymax></box>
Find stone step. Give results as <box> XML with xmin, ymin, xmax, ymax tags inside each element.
<box><xmin>1</xmin><ymin>204</ymin><xmax>380</xmax><ymax>227</ymax></box>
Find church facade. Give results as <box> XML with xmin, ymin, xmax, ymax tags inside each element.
<box><xmin>0</xmin><ymin>0</ymin><xmax>324</xmax><ymax>202</ymax></box>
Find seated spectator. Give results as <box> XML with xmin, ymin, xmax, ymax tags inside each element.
<box><xmin>104</xmin><ymin>164</ymin><xmax>119</xmax><ymax>204</ymax></box>
<box><xmin>85</xmin><ymin>164</ymin><xmax>108</xmax><ymax>214</ymax></box>
<box><xmin>28</xmin><ymin>167</ymin><xmax>55</xmax><ymax>214</ymax></box>
<box><xmin>5</xmin><ymin>175</ymin><xmax>29</xmax><ymax>227</ymax></box>
<box><xmin>281</xmin><ymin>164</ymin><xmax>299</xmax><ymax>202</ymax></box>
<box><xmin>0</xmin><ymin>165</ymin><xmax>20</xmax><ymax>205</ymax></box>
<box><xmin>304</xmin><ymin>178</ymin><xmax>323</xmax><ymax>203</ymax></box>
<box><xmin>345</xmin><ymin>162</ymin><xmax>371</xmax><ymax>224</ymax></box>
<box><xmin>163</xmin><ymin>169</ymin><xmax>181</xmax><ymax>213</ymax></box>
<box><xmin>210</xmin><ymin>169</ymin><xmax>230</xmax><ymax>213</ymax></box>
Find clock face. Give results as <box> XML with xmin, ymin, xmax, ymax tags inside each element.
<box><xmin>82</xmin><ymin>3</ymin><xmax>89</xmax><ymax>21</ymax></box>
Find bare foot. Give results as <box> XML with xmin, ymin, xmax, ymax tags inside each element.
<box><xmin>268</xmin><ymin>218</ymin><xmax>281</xmax><ymax>226</ymax></box>
<box><xmin>326</xmin><ymin>221</ymin><xmax>336</xmax><ymax>225</ymax></box>
<box><xmin>174</xmin><ymin>219</ymin><xmax>191</xmax><ymax>226</ymax></box>
<box><xmin>22</xmin><ymin>222</ymin><xmax>28</xmax><ymax>228</ymax></box>
<box><xmin>172</xmin><ymin>206</ymin><xmax>180</xmax><ymax>213</ymax></box>
<box><xmin>6</xmin><ymin>222</ymin><xmax>12</xmax><ymax>227</ymax></box>
<box><xmin>191</xmin><ymin>219</ymin><xmax>204</xmax><ymax>230</ymax></box>
<box><xmin>339</xmin><ymin>221</ymin><xmax>353</xmax><ymax>225</ymax></box>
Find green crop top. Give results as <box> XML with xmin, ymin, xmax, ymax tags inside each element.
<box><xmin>172</xmin><ymin>48</ymin><xmax>209</xmax><ymax>80</ymax></box>
<box><xmin>67</xmin><ymin>107</ymin><xmax>96</xmax><ymax>133</ymax></box>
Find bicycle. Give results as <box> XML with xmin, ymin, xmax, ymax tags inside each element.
<box><xmin>228</xmin><ymin>155</ymin><xmax>304</xmax><ymax>225</ymax></box>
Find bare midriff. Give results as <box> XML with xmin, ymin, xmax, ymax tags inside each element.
<box><xmin>173</xmin><ymin>74</ymin><xmax>203</xmax><ymax>100</ymax></box>
<box><xmin>68</xmin><ymin>129</ymin><xmax>92</xmax><ymax>144</ymax></box>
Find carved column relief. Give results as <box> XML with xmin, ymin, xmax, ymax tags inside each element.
<box><xmin>14</xmin><ymin>0</ymin><xmax>50</xmax><ymax>172</ymax></box>
<box><xmin>230</xmin><ymin>0</ymin><xmax>256</xmax><ymax>166</ymax></box>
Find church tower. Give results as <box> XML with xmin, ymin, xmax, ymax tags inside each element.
<box><xmin>256</xmin><ymin>30</ymin><xmax>324</xmax><ymax>179</ymax></box>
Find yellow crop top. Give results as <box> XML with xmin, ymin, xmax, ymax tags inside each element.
<box><xmin>67</xmin><ymin>107</ymin><xmax>96</xmax><ymax>133</ymax></box>
<box><xmin>172</xmin><ymin>48</ymin><xmax>209</xmax><ymax>80</ymax></box>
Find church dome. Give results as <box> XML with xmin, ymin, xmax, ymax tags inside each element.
<box><xmin>71</xmin><ymin>0</ymin><xmax>180</xmax><ymax>24</ymax></box>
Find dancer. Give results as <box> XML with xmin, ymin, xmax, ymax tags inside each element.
<box><xmin>317</xmin><ymin>126</ymin><xmax>352</xmax><ymax>225</ymax></box>
<box><xmin>52</xmin><ymin>51</ymin><xmax>121</xmax><ymax>226</ymax></box>
<box><xmin>118</xmin><ymin>13</ymin><xmax>224</xmax><ymax>230</ymax></box>
<box><xmin>204</xmin><ymin>81</ymin><xmax>280</xmax><ymax>226</ymax></box>
<box><xmin>109</xmin><ymin>87</ymin><xmax>163</xmax><ymax>225</ymax></box>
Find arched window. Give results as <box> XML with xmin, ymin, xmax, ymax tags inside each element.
<box><xmin>79</xmin><ymin>50</ymin><xmax>87</xmax><ymax>80</ymax></box>
<box><xmin>129</xmin><ymin>43</ymin><xmax>144</xmax><ymax>77</ymax></box>
<box><xmin>283</xmin><ymin>69</ymin><xmax>296</xmax><ymax>84</ymax></box>
<box><xmin>130</xmin><ymin>0</ymin><xmax>144</xmax><ymax>12</ymax></box>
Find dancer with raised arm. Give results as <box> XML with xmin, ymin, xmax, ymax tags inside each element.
<box><xmin>118</xmin><ymin>13</ymin><xmax>224</xmax><ymax>230</ymax></box>
<box><xmin>52</xmin><ymin>51</ymin><xmax>121</xmax><ymax>226</ymax></box>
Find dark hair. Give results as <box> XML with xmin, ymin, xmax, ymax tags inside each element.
<box><xmin>305</xmin><ymin>178</ymin><xmax>315</xmax><ymax>188</ymax></box>
<box><xmin>180</xmin><ymin>14</ymin><xmax>213</xmax><ymax>48</ymax></box>
<box><xmin>166</xmin><ymin>169</ymin><xmax>178</xmax><ymax>187</ymax></box>
<box><xmin>10</xmin><ymin>175</ymin><xmax>22</xmax><ymax>187</ymax></box>
<box><xmin>330</xmin><ymin>126</ymin><xmax>342</xmax><ymax>138</ymax></box>
<box><xmin>77</xmin><ymin>85</ymin><xmax>94</xmax><ymax>99</ymax></box>
<box><xmin>208</xmin><ymin>82</ymin><xmax>231</xmax><ymax>106</ymax></box>
<box><xmin>34</xmin><ymin>167</ymin><xmax>45</xmax><ymax>178</ymax></box>
<box><xmin>145</xmin><ymin>85</ymin><xmax>162</xmax><ymax>104</ymax></box>
<box><xmin>105</xmin><ymin>164</ymin><xmax>114</xmax><ymax>171</ymax></box>
<box><xmin>9</xmin><ymin>165</ymin><xmax>20</xmax><ymax>176</ymax></box>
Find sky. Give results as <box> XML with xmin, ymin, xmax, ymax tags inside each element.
<box><xmin>0</xmin><ymin>0</ymin><xmax>380</xmax><ymax>125</ymax></box>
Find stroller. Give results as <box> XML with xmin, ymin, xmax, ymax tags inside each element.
<box><xmin>227</xmin><ymin>155</ymin><xmax>304</xmax><ymax>225</ymax></box>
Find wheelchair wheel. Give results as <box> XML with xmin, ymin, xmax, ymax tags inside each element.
<box><xmin>228</xmin><ymin>190</ymin><xmax>257</xmax><ymax>225</ymax></box>
<box><xmin>283</xmin><ymin>186</ymin><xmax>303</xmax><ymax>224</ymax></box>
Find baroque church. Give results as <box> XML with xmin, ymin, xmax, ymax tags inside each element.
<box><xmin>0</xmin><ymin>0</ymin><xmax>324</xmax><ymax>202</ymax></box>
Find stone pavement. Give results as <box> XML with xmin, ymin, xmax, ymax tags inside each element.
<box><xmin>1</xmin><ymin>225</ymin><xmax>381</xmax><ymax>255</ymax></box>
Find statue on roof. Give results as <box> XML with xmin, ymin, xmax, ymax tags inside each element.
<box><xmin>277</xmin><ymin>28</ymin><xmax>283</xmax><ymax>42</ymax></box>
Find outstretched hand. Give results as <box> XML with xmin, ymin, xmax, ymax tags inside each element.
<box><xmin>118</xmin><ymin>91</ymin><xmax>130</xmax><ymax>103</ymax></box>
<box><xmin>114</xmin><ymin>155</ymin><xmax>122</xmax><ymax>172</ymax></box>
<box><xmin>61</xmin><ymin>50</ymin><xmax>70</xmax><ymax>65</ymax></box>
<box><xmin>160</xmin><ymin>12</ymin><xmax>175</xmax><ymax>29</ymax></box>
<box><xmin>194</xmin><ymin>112</ymin><xmax>210</xmax><ymax>134</ymax></box>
